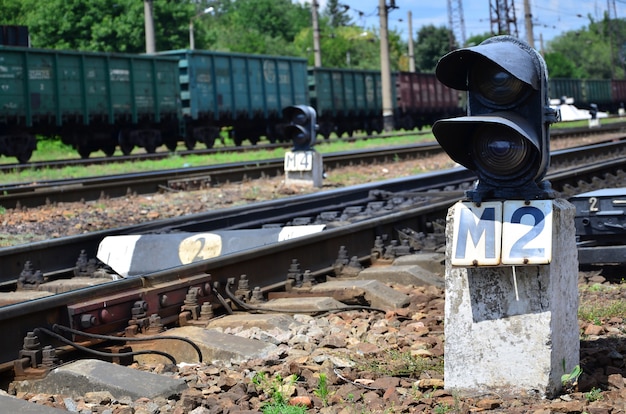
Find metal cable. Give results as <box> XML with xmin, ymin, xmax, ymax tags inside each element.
<box><xmin>52</xmin><ymin>324</ymin><xmax>203</xmax><ymax>363</ymax></box>
<box><xmin>34</xmin><ymin>327</ymin><xmax>177</xmax><ymax>365</ymax></box>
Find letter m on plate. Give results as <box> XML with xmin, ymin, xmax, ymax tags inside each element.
<box><xmin>451</xmin><ymin>201</ymin><xmax>502</xmax><ymax>266</ymax></box>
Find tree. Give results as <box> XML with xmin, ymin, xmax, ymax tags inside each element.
<box><xmin>323</xmin><ymin>0</ymin><xmax>351</xmax><ymax>28</ymax></box>
<box><xmin>0</xmin><ymin>0</ymin><xmax>27</xmax><ymax>24</ymax></box>
<box><xmin>414</xmin><ymin>25</ymin><xmax>453</xmax><ymax>73</ymax></box>
<box><xmin>543</xmin><ymin>52</ymin><xmax>584</xmax><ymax>78</ymax></box>
<box><xmin>21</xmin><ymin>0</ymin><xmax>193</xmax><ymax>52</ymax></box>
<box><xmin>545</xmin><ymin>14</ymin><xmax>626</xmax><ymax>79</ymax></box>
<box><xmin>465</xmin><ymin>32</ymin><xmax>492</xmax><ymax>47</ymax></box>
<box><xmin>195</xmin><ymin>0</ymin><xmax>310</xmax><ymax>55</ymax></box>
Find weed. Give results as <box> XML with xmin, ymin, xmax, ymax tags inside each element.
<box><xmin>584</xmin><ymin>387</ymin><xmax>603</xmax><ymax>402</ymax></box>
<box><xmin>579</xmin><ymin>298</ymin><xmax>626</xmax><ymax>325</ymax></box>
<box><xmin>434</xmin><ymin>402</ymin><xmax>452</xmax><ymax>413</ymax></box>
<box><xmin>421</xmin><ymin>385</ymin><xmax>438</xmax><ymax>399</ymax></box>
<box><xmin>354</xmin><ymin>349</ymin><xmax>443</xmax><ymax>378</ymax></box>
<box><xmin>313</xmin><ymin>372</ymin><xmax>331</xmax><ymax>407</ymax></box>
<box><xmin>252</xmin><ymin>372</ymin><xmax>305</xmax><ymax>414</ymax></box>
<box><xmin>586</xmin><ymin>283</ymin><xmax>606</xmax><ymax>292</ymax></box>
<box><xmin>561</xmin><ymin>365</ymin><xmax>582</xmax><ymax>392</ymax></box>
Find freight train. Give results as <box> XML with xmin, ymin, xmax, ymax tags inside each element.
<box><xmin>2</xmin><ymin>43</ymin><xmax>625</xmax><ymax>164</ymax></box>
<box><xmin>0</xmin><ymin>46</ymin><xmax>463</xmax><ymax>163</ymax></box>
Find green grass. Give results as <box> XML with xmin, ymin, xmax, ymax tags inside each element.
<box><xmin>353</xmin><ymin>349</ymin><xmax>444</xmax><ymax>378</ymax></box>
<box><xmin>5</xmin><ymin>116</ymin><xmax>621</xmax><ymax>185</ymax></box>
<box><xmin>0</xmin><ymin>132</ymin><xmax>434</xmax><ymax>185</ymax></box>
<box><xmin>252</xmin><ymin>372</ymin><xmax>307</xmax><ymax>414</ymax></box>
<box><xmin>579</xmin><ymin>297</ymin><xmax>626</xmax><ymax>325</ymax></box>
<box><xmin>551</xmin><ymin>116</ymin><xmax>626</xmax><ymax>129</ymax></box>
<box><xmin>578</xmin><ymin>279</ymin><xmax>626</xmax><ymax>325</ymax></box>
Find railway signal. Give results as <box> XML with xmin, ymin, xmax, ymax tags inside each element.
<box><xmin>439</xmin><ymin>37</ymin><xmax>579</xmax><ymax>397</ymax></box>
<box><xmin>282</xmin><ymin>105</ymin><xmax>317</xmax><ymax>151</ymax></box>
<box><xmin>432</xmin><ymin>35</ymin><xmax>559</xmax><ymax>202</ymax></box>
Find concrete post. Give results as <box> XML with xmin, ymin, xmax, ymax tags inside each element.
<box><xmin>143</xmin><ymin>0</ymin><xmax>156</xmax><ymax>54</ymax></box>
<box><xmin>444</xmin><ymin>198</ymin><xmax>579</xmax><ymax>397</ymax></box>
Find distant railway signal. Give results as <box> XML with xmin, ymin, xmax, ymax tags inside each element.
<box><xmin>283</xmin><ymin>105</ymin><xmax>317</xmax><ymax>151</ymax></box>
<box><xmin>432</xmin><ymin>35</ymin><xmax>558</xmax><ymax>202</ymax></box>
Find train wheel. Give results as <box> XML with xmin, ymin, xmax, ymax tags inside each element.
<box><xmin>78</xmin><ymin>147</ymin><xmax>91</xmax><ymax>159</ymax></box>
<box><xmin>16</xmin><ymin>149</ymin><xmax>33</xmax><ymax>164</ymax></box>
<box><xmin>103</xmin><ymin>146</ymin><xmax>116</xmax><ymax>157</ymax></box>
<box><xmin>121</xmin><ymin>143</ymin><xmax>133</xmax><ymax>156</ymax></box>
<box><xmin>184</xmin><ymin>138</ymin><xmax>196</xmax><ymax>150</ymax></box>
<box><xmin>165</xmin><ymin>140</ymin><xmax>178</xmax><ymax>152</ymax></box>
<box><xmin>145</xmin><ymin>143</ymin><xmax>157</xmax><ymax>154</ymax></box>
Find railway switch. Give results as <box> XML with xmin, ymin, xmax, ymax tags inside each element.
<box><xmin>432</xmin><ymin>35</ymin><xmax>559</xmax><ymax>203</ymax></box>
<box><xmin>283</xmin><ymin>105</ymin><xmax>317</xmax><ymax>151</ymax></box>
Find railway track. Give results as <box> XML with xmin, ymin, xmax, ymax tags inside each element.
<box><xmin>2</xmin><ymin>124</ymin><xmax>626</xmax><ymax>210</ymax></box>
<box><xmin>0</xmin><ymin>139</ymin><xmax>624</xmax><ymax>375</ymax></box>
<box><xmin>0</xmin><ymin>130</ymin><xmax>429</xmax><ymax>173</ymax></box>
<box><xmin>1</xmin><ymin>121</ymin><xmax>624</xmax><ymax>174</ymax></box>
<box><xmin>2</xmin><ymin>137</ymin><xmax>626</xmax><ymax>282</ymax></box>
<box><xmin>0</xmin><ymin>143</ymin><xmax>443</xmax><ymax>209</ymax></box>
<box><xmin>2</xmin><ymin>137</ymin><xmax>626</xmax><ymax>285</ymax></box>
<box><xmin>0</xmin><ymin>123</ymin><xmax>624</xmax><ymax>208</ymax></box>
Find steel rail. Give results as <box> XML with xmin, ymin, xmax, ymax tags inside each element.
<box><xmin>0</xmin><ymin>143</ymin><xmax>441</xmax><ymax>208</ymax></box>
<box><xmin>2</xmin><ymin>122</ymin><xmax>626</xmax><ymax>209</ymax></box>
<box><xmin>0</xmin><ymin>130</ymin><xmax>432</xmax><ymax>172</ymax></box>
<box><xmin>1</xmin><ymin>121</ymin><xmax>623</xmax><ymax>173</ymax></box>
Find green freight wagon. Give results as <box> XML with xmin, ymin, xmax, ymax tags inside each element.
<box><xmin>0</xmin><ymin>46</ymin><xmax>180</xmax><ymax>162</ymax></box>
<box><xmin>549</xmin><ymin>78</ymin><xmax>612</xmax><ymax>110</ymax></box>
<box><xmin>159</xmin><ymin>50</ymin><xmax>308</xmax><ymax>148</ymax></box>
<box><xmin>582</xmin><ymin>79</ymin><xmax>612</xmax><ymax>110</ymax></box>
<box><xmin>308</xmin><ymin>67</ymin><xmax>387</xmax><ymax>138</ymax></box>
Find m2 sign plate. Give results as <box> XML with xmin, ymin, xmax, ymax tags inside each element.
<box><xmin>451</xmin><ymin>200</ymin><xmax>553</xmax><ymax>266</ymax></box>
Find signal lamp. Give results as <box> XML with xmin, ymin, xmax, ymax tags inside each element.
<box><xmin>432</xmin><ymin>36</ymin><xmax>559</xmax><ymax>202</ymax></box>
<box><xmin>282</xmin><ymin>105</ymin><xmax>317</xmax><ymax>151</ymax></box>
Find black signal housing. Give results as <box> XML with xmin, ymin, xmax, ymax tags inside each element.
<box><xmin>432</xmin><ymin>35</ymin><xmax>559</xmax><ymax>203</ymax></box>
<box><xmin>282</xmin><ymin>105</ymin><xmax>317</xmax><ymax>151</ymax></box>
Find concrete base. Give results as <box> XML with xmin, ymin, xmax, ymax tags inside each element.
<box><xmin>256</xmin><ymin>296</ymin><xmax>347</xmax><ymax>312</ymax></box>
<box><xmin>284</xmin><ymin>150</ymin><xmax>323</xmax><ymax>188</ymax></box>
<box><xmin>357</xmin><ymin>263</ymin><xmax>444</xmax><ymax>288</ymax></box>
<box><xmin>0</xmin><ymin>394</ymin><xmax>67</xmax><ymax>413</ymax></box>
<box><xmin>311</xmin><ymin>279</ymin><xmax>410</xmax><ymax>309</ymax></box>
<box><xmin>206</xmin><ymin>313</ymin><xmax>298</xmax><ymax>332</ymax></box>
<box><xmin>132</xmin><ymin>326</ymin><xmax>278</xmax><ymax>365</ymax></box>
<box><xmin>13</xmin><ymin>359</ymin><xmax>187</xmax><ymax>400</ymax></box>
<box><xmin>444</xmin><ymin>199</ymin><xmax>579</xmax><ymax>397</ymax></box>
<box><xmin>0</xmin><ymin>291</ymin><xmax>53</xmax><ymax>306</ymax></box>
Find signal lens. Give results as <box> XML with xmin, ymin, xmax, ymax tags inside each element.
<box><xmin>471</xmin><ymin>124</ymin><xmax>534</xmax><ymax>180</ymax></box>
<box><xmin>470</xmin><ymin>62</ymin><xmax>528</xmax><ymax>108</ymax></box>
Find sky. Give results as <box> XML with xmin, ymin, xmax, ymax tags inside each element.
<box><xmin>309</xmin><ymin>0</ymin><xmax>626</xmax><ymax>49</ymax></box>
